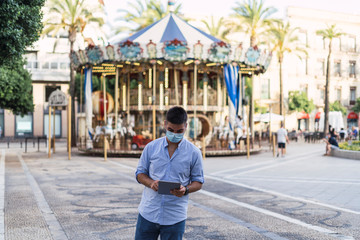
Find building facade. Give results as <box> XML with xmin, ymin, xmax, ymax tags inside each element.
<box><xmin>256</xmin><ymin>7</ymin><xmax>360</xmax><ymax>131</ymax></box>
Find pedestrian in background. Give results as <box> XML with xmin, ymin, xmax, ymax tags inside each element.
<box><xmin>135</xmin><ymin>106</ymin><xmax>204</xmax><ymax>240</ymax></box>
<box><xmin>277</xmin><ymin>122</ymin><xmax>289</xmax><ymax>157</ymax></box>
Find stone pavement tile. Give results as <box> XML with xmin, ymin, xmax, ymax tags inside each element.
<box><xmin>5</xmin><ymin>153</ymin><xmax>52</xmax><ymax>240</ymax></box>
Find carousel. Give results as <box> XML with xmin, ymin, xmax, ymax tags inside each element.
<box><xmin>74</xmin><ymin>1</ymin><xmax>272</xmax><ymax>157</ymax></box>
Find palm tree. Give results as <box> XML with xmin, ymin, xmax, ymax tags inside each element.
<box><xmin>232</xmin><ymin>0</ymin><xmax>277</xmax><ymax>140</ymax></box>
<box><xmin>269</xmin><ymin>21</ymin><xmax>307</xmax><ymax>118</ymax></box>
<box><xmin>116</xmin><ymin>0</ymin><xmax>182</xmax><ymax>33</ymax></box>
<box><xmin>316</xmin><ymin>25</ymin><xmax>345</xmax><ymax>135</ymax></box>
<box><xmin>43</xmin><ymin>0</ymin><xmax>104</xmax><ymax>146</ymax></box>
<box><xmin>201</xmin><ymin>16</ymin><xmax>231</xmax><ymax>42</ymax></box>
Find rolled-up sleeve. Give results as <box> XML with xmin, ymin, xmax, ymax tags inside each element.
<box><xmin>135</xmin><ymin>144</ymin><xmax>151</xmax><ymax>183</ymax></box>
<box><xmin>190</xmin><ymin>150</ymin><xmax>204</xmax><ymax>184</ymax></box>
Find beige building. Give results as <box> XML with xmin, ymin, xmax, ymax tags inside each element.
<box><xmin>255</xmin><ymin>6</ymin><xmax>360</xmax><ymax>131</ymax></box>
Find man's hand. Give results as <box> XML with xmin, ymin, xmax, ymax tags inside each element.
<box><xmin>150</xmin><ymin>180</ymin><xmax>159</xmax><ymax>192</ymax></box>
<box><xmin>170</xmin><ymin>185</ymin><xmax>186</xmax><ymax>197</ymax></box>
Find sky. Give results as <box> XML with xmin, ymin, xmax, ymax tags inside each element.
<box><xmin>103</xmin><ymin>0</ymin><xmax>360</xmax><ymax>20</ymax></box>
<box><xmin>102</xmin><ymin>0</ymin><xmax>360</xmax><ymax>40</ymax></box>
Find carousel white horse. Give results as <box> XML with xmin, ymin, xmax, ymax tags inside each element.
<box><xmin>116</xmin><ymin>117</ymin><xmax>127</xmax><ymax>137</ymax></box>
<box><xmin>93</xmin><ymin>117</ymin><xmax>115</xmax><ymax>142</ymax></box>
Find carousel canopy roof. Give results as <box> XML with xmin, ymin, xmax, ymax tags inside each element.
<box><xmin>70</xmin><ymin>12</ymin><xmax>272</xmax><ymax>72</ymax></box>
<box><xmin>117</xmin><ymin>13</ymin><xmax>221</xmax><ymax>45</ymax></box>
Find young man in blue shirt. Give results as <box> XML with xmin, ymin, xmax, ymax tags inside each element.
<box><xmin>135</xmin><ymin>106</ymin><xmax>204</xmax><ymax>240</ymax></box>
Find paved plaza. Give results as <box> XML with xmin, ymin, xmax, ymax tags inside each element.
<box><xmin>0</xmin><ymin>140</ymin><xmax>360</xmax><ymax>240</ymax></box>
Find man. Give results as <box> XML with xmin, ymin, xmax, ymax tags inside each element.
<box><xmin>135</xmin><ymin>106</ymin><xmax>204</xmax><ymax>240</ymax></box>
<box><xmin>351</xmin><ymin>126</ymin><xmax>358</xmax><ymax>140</ymax></box>
<box><xmin>324</xmin><ymin>133</ymin><xmax>339</xmax><ymax>156</ymax></box>
<box><xmin>276</xmin><ymin>122</ymin><xmax>289</xmax><ymax>157</ymax></box>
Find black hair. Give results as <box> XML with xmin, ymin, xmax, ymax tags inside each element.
<box><xmin>166</xmin><ymin>106</ymin><xmax>187</xmax><ymax>124</ymax></box>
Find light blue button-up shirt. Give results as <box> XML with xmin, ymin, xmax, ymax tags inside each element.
<box><xmin>135</xmin><ymin>136</ymin><xmax>204</xmax><ymax>225</ymax></box>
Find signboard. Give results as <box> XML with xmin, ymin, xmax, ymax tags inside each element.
<box><xmin>48</xmin><ymin>89</ymin><xmax>68</xmax><ymax>107</ymax></box>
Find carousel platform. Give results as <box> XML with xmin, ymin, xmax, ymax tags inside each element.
<box><xmin>78</xmin><ymin>145</ymin><xmax>263</xmax><ymax>158</ymax></box>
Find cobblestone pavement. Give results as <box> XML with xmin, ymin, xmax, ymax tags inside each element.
<box><xmin>0</xmin><ymin>140</ymin><xmax>359</xmax><ymax>240</ymax></box>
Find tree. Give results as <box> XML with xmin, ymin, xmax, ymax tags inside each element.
<box><xmin>316</xmin><ymin>25</ymin><xmax>345</xmax><ymax>135</ymax></box>
<box><xmin>232</xmin><ymin>0</ymin><xmax>277</xmax><ymax>140</ymax></box>
<box><xmin>269</xmin><ymin>21</ymin><xmax>307</xmax><ymax>118</ymax></box>
<box><xmin>43</xmin><ymin>0</ymin><xmax>104</xmax><ymax>146</ymax></box>
<box><xmin>116</xmin><ymin>0</ymin><xmax>182</xmax><ymax>33</ymax></box>
<box><xmin>329</xmin><ymin>101</ymin><xmax>346</xmax><ymax>115</ymax></box>
<box><xmin>288</xmin><ymin>91</ymin><xmax>315</xmax><ymax>114</ymax></box>
<box><xmin>351</xmin><ymin>98</ymin><xmax>360</xmax><ymax>113</ymax></box>
<box><xmin>0</xmin><ymin>0</ymin><xmax>45</xmax><ymax>67</ymax></box>
<box><xmin>201</xmin><ymin>16</ymin><xmax>231</xmax><ymax>41</ymax></box>
<box><xmin>0</xmin><ymin>59</ymin><xmax>34</xmax><ymax>116</ymax></box>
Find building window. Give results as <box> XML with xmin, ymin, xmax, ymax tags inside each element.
<box><xmin>350</xmin><ymin>87</ymin><xmax>356</xmax><ymax>105</ymax></box>
<box><xmin>260</xmin><ymin>79</ymin><xmax>270</xmax><ymax>99</ymax></box>
<box><xmin>316</xmin><ymin>35</ymin><xmax>325</xmax><ymax>49</ymax></box>
<box><xmin>297</xmin><ymin>58</ymin><xmax>308</xmax><ymax>75</ymax></box>
<box><xmin>349</xmin><ymin>61</ymin><xmax>356</xmax><ymax>78</ymax></box>
<box><xmin>320</xmin><ymin>88</ymin><xmax>325</xmax><ymax>101</ymax></box>
<box><xmin>348</xmin><ymin>36</ymin><xmax>356</xmax><ymax>52</ymax></box>
<box><xmin>298</xmin><ymin>30</ymin><xmax>308</xmax><ymax>47</ymax></box>
<box><xmin>43</xmin><ymin>110</ymin><xmax>62</xmax><ymax>138</ymax></box>
<box><xmin>333</xmin><ymin>37</ymin><xmax>341</xmax><ymax>51</ymax></box>
<box><xmin>334</xmin><ymin>61</ymin><xmax>341</xmax><ymax>77</ymax></box>
<box><xmin>45</xmin><ymin>86</ymin><xmax>61</xmax><ymax>102</ymax></box>
<box><xmin>15</xmin><ymin>113</ymin><xmax>33</xmax><ymax>137</ymax></box>
<box><xmin>317</xmin><ymin>59</ymin><xmax>325</xmax><ymax>76</ymax></box>
<box><xmin>336</xmin><ymin>88</ymin><xmax>341</xmax><ymax>101</ymax></box>
<box><xmin>301</xmin><ymin>84</ymin><xmax>308</xmax><ymax>96</ymax></box>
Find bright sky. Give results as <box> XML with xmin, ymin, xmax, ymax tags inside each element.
<box><xmin>104</xmin><ymin>0</ymin><xmax>360</xmax><ymax>19</ymax></box>
<box><xmin>102</xmin><ymin>0</ymin><xmax>360</xmax><ymax>39</ymax></box>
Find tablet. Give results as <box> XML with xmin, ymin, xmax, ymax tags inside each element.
<box><xmin>158</xmin><ymin>181</ymin><xmax>181</xmax><ymax>195</ymax></box>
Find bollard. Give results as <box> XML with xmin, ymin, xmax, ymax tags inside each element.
<box><xmin>25</xmin><ymin>138</ymin><xmax>28</xmax><ymax>153</ymax></box>
<box><xmin>273</xmin><ymin>135</ymin><xmax>276</xmax><ymax>157</ymax></box>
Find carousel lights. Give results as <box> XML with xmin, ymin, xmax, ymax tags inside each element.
<box><xmin>133</xmin><ymin>62</ymin><xmax>140</xmax><ymax>66</ymax></box>
<box><xmin>206</xmin><ymin>62</ymin><xmax>217</xmax><ymax>67</ymax></box>
<box><xmin>148</xmin><ymin>69</ymin><xmax>152</xmax><ymax>88</ymax></box>
<box><xmin>165</xmin><ymin>68</ymin><xmax>169</xmax><ymax>89</ymax></box>
<box><xmin>184</xmin><ymin>60</ymin><xmax>193</xmax><ymax>65</ymax></box>
<box><xmin>159</xmin><ymin>72</ymin><xmax>165</xmax><ymax>110</ymax></box>
<box><xmin>157</xmin><ymin>60</ymin><xmax>163</xmax><ymax>65</ymax></box>
<box><xmin>125</xmin><ymin>61</ymin><xmax>131</xmax><ymax>64</ymax></box>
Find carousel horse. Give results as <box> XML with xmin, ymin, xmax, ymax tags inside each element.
<box><xmin>116</xmin><ymin>117</ymin><xmax>127</xmax><ymax>137</ymax></box>
<box><xmin>93</xmin><ymin>117</ymin><xmax>115</xmax><ymax>142</ymax></box>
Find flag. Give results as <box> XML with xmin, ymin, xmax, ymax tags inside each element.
<box><xmin>224</xmin><ymin>64</ymin><xmax>240</xmax><ymax>150</ymax></box>
<box><xmin>84</xmin><ymin>68</ymin><xmax>93</xmax><ymax>149</ymax></box>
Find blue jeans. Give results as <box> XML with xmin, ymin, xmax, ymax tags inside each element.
<box><xmin>135</xmin><ymin>214</ymin><xmax>185</xmax><ymax>240</ymax></box>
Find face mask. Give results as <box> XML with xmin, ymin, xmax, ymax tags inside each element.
<box><xmin>166</xmin><ymin>130</ymin><xmax>184</xmax><ymax>143</ymax></box>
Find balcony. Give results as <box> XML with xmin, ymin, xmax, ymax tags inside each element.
<box><xmin>24</xmin><ymin>61</ymin><xmax>70</xmax><ymax>82</ymax></box>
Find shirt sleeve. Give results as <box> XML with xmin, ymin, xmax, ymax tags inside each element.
<box><xmin>190</xmin><ymin>149</ymin><xmax>205</xmax><ymax>184</ymax></box>
<box><xmin>135</xmin><ymin>143</ymin><xmax>151</xmax><ymax>183</ymax></box>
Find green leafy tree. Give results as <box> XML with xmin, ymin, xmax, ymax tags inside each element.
<box><xmin>0</xmin><ymin>0</ymin><xmax>45</xmax><ymax>67</ymax></box>
<box><xmin>232</xmin><ymin>0</ymin><xmax>277</xmax><ymax>139</ymax></box>
<box><xmin>351</xmin><ymin>98</ymin><xmax>360</xmax><ymax>113</ymax></box>
<box><xmin>269</xmin><ymin>21</ymin><xmax>307</xmax><ymax>118</ymax></box>
<box><xmin>0</xmin><ymin>59</ymin><xmax>34</xmax><ymax>115</ymax></box>
<box><xmin>329</xmin><ymin>101</ymin><xmax>347</xmax><ymax>115</ymax></box>
<box><xmin>116</xmin><ymin>0</ymin><xmax>182</xmax><ymax>33</ymax></box>
<box><xmin>288</xmin><ymin>91</ymin><xmax>315</xmax><ymax>114</ymax></box>
<box><xmin>201</xmin><ymin>16</ymin><xmax>231</xmax><ymax>41</ymax></box>
<box><xmin>316</xmin><ymin>25</ymin><xmax>345</xmax><ymax>135</ymax></box>
<box><xmin>43</xmin><ymin>0</ymin><xmax>104</xmax><ymax>146</ymax></box>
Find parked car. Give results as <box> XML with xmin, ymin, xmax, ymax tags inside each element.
<box><xmin>131</xmin><ymin>135</ymin><xmax>152</xmax><ymax>150</ymax></box>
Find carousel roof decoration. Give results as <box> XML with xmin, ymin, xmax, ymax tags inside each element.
<box><xmin>70</xmin><ymin>2</ymin><xmax>272</xmax><ymax>74</ymax></box>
